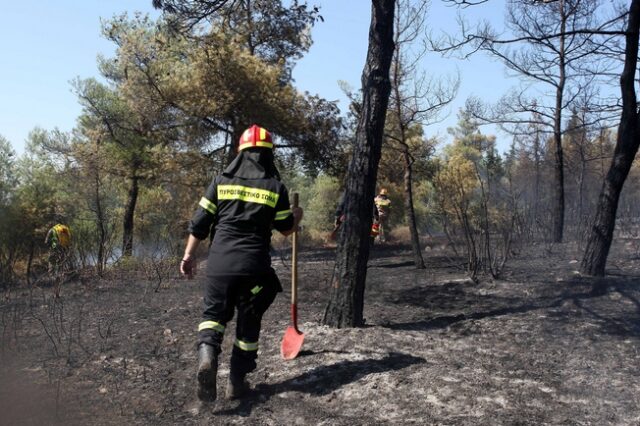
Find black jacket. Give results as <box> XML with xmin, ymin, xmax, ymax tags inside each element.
<box><xmin>189</xmin><ymin>150</ymin><xmax>293</xmax><ymax>276</ymax></box>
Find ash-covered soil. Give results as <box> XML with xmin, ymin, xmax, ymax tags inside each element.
<box><xmin>1</xmin><ymin>241</ymin><xmax>639</xmax><ymax>425</ymax></box>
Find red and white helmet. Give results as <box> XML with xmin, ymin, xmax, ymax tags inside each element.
<box><xmin>238</xmin><ymin>124</ymin><xmax>273</xmax><ymax>151</ymax></box>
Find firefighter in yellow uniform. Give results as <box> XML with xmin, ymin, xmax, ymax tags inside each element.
<box><xmin>180</xmin><ymin>125</ymin><xmax>303</xmax><ymax>403</ymax></box>
<box><xmin>374</xmin><ymin>188</ymin><xmax>391</xmax><ymax>243</ymax></box>
<box><xmin>45</xmin><ymin>223</ymin><xmax>71</xmax><ymax>275</ymax></box>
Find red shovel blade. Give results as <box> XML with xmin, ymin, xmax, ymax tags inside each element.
<box><xmin>281</xmin><ymin>326</ymin><xmax>304</xmax><ymax>360</ymax></box>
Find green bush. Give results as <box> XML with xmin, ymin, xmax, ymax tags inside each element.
<box><xmin>305</xmin><ymin>175</ymin><xmax>341</xmax><ymax>235</ymax></box>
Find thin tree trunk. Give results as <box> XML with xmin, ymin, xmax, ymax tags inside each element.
<box><xmin>403</xmin><ymin>151</ymin><xmax>425</xmax><ymax>269</ymax></box>
<box><xmin>534</xmin><ymin>130</ymin><xmax>541</xmax><ymax>225</ymax></box>
<box><xmin>323</xmin><ymin>0</ymin><xmax>395</xmax><ymax>328</ymax></box>
<box><xmin>551</xmin><ymin>0</ymin><xmax>567</xmax><ymax>243</ymax></box>
<box><xmin>94</xmin><ymin>172</ymin><xmax>106</xmax><ymax>275</ymax></box>
<box><xmin>578</xmin><ymin>156</ymin><xmax>585</xmax><ymax>226</ymax></box>
<box><xmin>26</xmin><ymin>240</ymin><xmax>35</xmax><ymax>287</ymax></box>
<box><xmin>388</xmin><ymin>4</ymin><xmax>424</xmax><ymax>270</ymax></box>
<box><xmin>122</xmin><ymin>173</ymin><xmax>140</xmax><ymax>257</ymax></box>
<box><xmin>581</xmin><ymin>0</ymin><xmax>640</xmax><ymax>276</ymax></box>
<box><xmin>552</xmin><ymin>126</ymin><xmax>565</xmax><ymax>243</ymax></box>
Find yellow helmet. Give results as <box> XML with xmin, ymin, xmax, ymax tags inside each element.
<box><xmin>379</xmin><ymin>188</ymin><xmax>388</xmax><ymax>196</ymax></box>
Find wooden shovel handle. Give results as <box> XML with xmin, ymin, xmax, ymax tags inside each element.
<box><xmin>291</xmin><ymin>193</ymin><xmax>298</xmax><ymax>307</ymax></box>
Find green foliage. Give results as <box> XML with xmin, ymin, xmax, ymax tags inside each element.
<box><xmin>15</xmin><ymin>130</ymin><xmax>66</xmax><ymax>234</ymax></box>
<box><xmin>275</xmin><ymin>168</ymin><xmax>342</xmax><ymax>241</ymax></box>
<box><xmin>412</xmin><ymin>180</ymin><xmax>437</xmax><ymax>232</ymax></box>
<box><xmin>304</xmin><ymin>175</ymin><xmax>341</xmax><ymax>236</ymax></box>
<box><xmin>0</xmin><ymin>136</ymin><xmax>17</xmax><ymax>204</ymax></box>
<box><xmin>152</xmin><ymin>0</ymin><xmax>322</xmax><ymax>75</ymax></box>
<box><xmin>434</xmin><ymin>143</ymin><xmax>482</xmax><ymax>223</ymax></box>
<box><xmin>0</xmin><ymin>136</ymin><xmax>21</xmax><ymax>285</ymax></box>
<box><xmin>68</xmin><ymin>9</ymin><xmax>344</xmax><ymax>256</ymax></box>
<box><xmin>100</xmin><ymin>12</ymin><xmax>344</xmax><ymax>174</ymax></box>
<box><xmin>0</xmin><ymin>130</ymin><xmax>81</xmax><ymax>284</ymax></box>
<box><xmin>433</xmin><ymin>112</ymin><xmax>520</xmax><ymax>278</ymax></box>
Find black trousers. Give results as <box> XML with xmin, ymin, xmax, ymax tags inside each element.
<box><xmin>197</xmin><ymin>269</ymin><xmax>281</xmax><ymax>375</ymax></box>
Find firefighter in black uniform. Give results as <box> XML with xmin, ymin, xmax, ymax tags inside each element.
<box><xmin>180</xmin><ymin>124</ymin><xmax>303</xmax><ymax>402</ymax></box>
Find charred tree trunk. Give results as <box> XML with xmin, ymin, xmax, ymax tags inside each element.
<box><xmin>551</xmin><ymin>4</ymin><xmax>567</xmax><ymax>243</ymax></box>
<box><xmin>577</xmin><ymin>152</ymin><xmax>586</xmax><ymax>229</ymax></box>
<box><xmin>26</xmin><ymin>240</ymin><xmax>35</xmax><ymax>287</ymax></box>
<box><xmin>531</xmin><ymin>126</ymin><xmax>541</xmax><ymax>237</ymax></box>
<box><xmin>323</xmin><ymin>0</ymin><xmax>395</xmax><ymax>328</ymax></box>
<box><xmin>403</xmin><ymin>150</ymin><xmax>425</xmax><ymax>269</ymax></box>
<box><xmin>581</xmin><ymin>0</ymin><xmax>640</xmax><ymax>276</ymax></box>
<box><xmin>122</xmin><ymin>171</ymin><xmax>140</xmax><ymax>257</ymax></box>
<box><xmin>94</xmin><ymin>172</ymin><xmax>106</xmax><ymax>275</ymax></box>
<box><xmin>552</xmin><ymin>116</ymin><xmax>565</xmax><ymax>243</ymax></box>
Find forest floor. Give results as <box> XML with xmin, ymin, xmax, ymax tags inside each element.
<box><xmin>1</xmin><ymin>239</ymin><xmax>640</xmax><ymax>425</ymax></box>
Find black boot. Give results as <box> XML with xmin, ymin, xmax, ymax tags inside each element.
<box><xmin>197</xmin><ymin>343</ymin><xmax>218</xmax><ymax>402</ymax></box>
<box><xmin>225</xmin><ymin>371</ymin><xmax>249</xmax><ymax>400</ymax></box>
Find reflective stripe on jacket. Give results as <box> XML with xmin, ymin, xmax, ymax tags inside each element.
<box><xmin>189</xmin><ymin>174</ymin><xmax>293</xmax><ymax>276</ymax></box>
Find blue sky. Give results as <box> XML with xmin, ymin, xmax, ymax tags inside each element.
<box><xmin>1</xmin><ymin>1</ymin><xmax>509</xmax><ymax>155</ymax></box>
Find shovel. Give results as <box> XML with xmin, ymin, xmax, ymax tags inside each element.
<box><xmin>281</xmin><ymin>193</ymin><xmax>304</xmax><ymax>360</ymax></box>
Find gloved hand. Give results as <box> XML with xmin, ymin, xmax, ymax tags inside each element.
<box><xmin>180</xmin><ymin>255</ymin><xmax>195</xmax><ymax>279</ymax></box>
<box><xmin>292</xmin><ymin>206</ymin><xmax>304</xmax><ymax>222</ymax></box>
<box><xmin>292</xmin><ymin>207</ymin><xmax>304</xmax><ymax>231</ymax></box>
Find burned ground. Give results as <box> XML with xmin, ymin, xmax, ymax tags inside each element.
<box><xmin>1</xmin><ymin>241</ymin><xmax>639</xmax><ymax>425</ymax></box>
